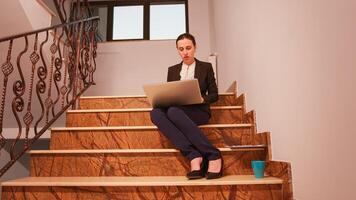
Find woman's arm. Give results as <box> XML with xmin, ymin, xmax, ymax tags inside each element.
<box><xmin>202</xmin><ymin>64</ymin><xmax>218</xmax><ymax>104</ymax></box>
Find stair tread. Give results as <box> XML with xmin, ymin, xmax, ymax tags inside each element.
<box><xmin>67</xmin><ymin>106</ymin><xmax>242</xmax><ymax>113</ymax></box>
<box><xmin>80</xmin><ymin>92</ymin><xmax>235</xmax><ymax>99</ymax></box>
<box><xmin>29</xmin><ymin>146</ymin><xmax>267</xmax><ymax>154</ymax></box>
<box><xmin>1</xmin><ymin>175</ymin><xmax>282</xmax><ymax>187</ymax></box>
<box><xmin>51</xmin><ymin>123</ymin><xmax>253</xmax><ymax>131</ymax></box>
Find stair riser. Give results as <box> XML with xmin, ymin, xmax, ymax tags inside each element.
<box><xmin>79</xmin><ymin>95</ymin><xmax>239</xmax><ymax>109</ymax></box>
<box><xmin>30</xmin><ymin>151</ymin><xmax>267</xmax><ymax>177</ymax></box>
<box><xmin>50</xmin><ymin>127</ymin><xmax>254</xmax><ymax>149</ymax></box>
<box><xmin>66</xmin><ymin>109</ymin><xmax>243</xmax><ymax>127</ymax></box>
<box><xmin>2</xmin><ymin>185</ymin><xmax>283</xmax><ymax>200</ymax></box>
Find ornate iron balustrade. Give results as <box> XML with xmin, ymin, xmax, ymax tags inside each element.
<box><xmin>0</xmin><ymin>15</ymin><xmax>99</xmax><ymax>177</ymax></box>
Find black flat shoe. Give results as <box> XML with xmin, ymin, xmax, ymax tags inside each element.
<box><xmin>186</xmin><ymin>158</ymin><xmax>208</xmax><ymax>180</ymax></box>
<box><xmin>206</xmin><ymin>158</ymin><xmax>224</xmax><ymax>180</ymax></box>
<box><xmin>186</xmin><ymin>170</ymin><xmax>205</xmax><ymax>179</ymax></box>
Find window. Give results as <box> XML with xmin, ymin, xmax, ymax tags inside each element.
<box><xmin>150</xmin><ymin>4</ymin><xmax>186</xmax><ymax>40</ymax></box>
<box><xmin>113</xmin><ymin>6</ymin><xmax>144</xmax><ymax>40</ymax></box>
<box><xmin>89</xmin><ymin>0</ymin><xmax>188</xmax><ymax>41</ymax></box>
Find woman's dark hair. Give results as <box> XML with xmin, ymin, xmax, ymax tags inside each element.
<box><xmin>176</xmin><ymin>33</ymin><xmax>196</xmax><ymax>47</ymax></box>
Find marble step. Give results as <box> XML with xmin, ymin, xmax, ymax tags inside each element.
<box><xmin>29</xmin><ymin>147</ymin><xmax>268</xmax><ymax>177</ymax></box>
<box><xmin>66</xmin><ymin>106</ymin><xmax>244</xmax><ymax>127</ymax></box>
<box><xmin>1</xmin><ymin>175</ymin><xmax>284</xmax><ymax>200</ymax></box>
<box><xmin>78</xmin><ymin>93</ymin><xmax>243</xmax><ymax>109</ymax></box>
<box><xmin>50</xmin><ymin>124</ymin><xmax>263</xmax><ymax>150</ymax></box>
<box><xmin>0</xmin><ymin>175</ymin><xmax>282</xmax><ymax>187</ymax></box>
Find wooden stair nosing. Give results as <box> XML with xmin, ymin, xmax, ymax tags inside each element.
<box><xmin>28</xmin><ymin>146</ymin><xmax>267</xmax><ymax>154</ymax></box>
<box><xmin>51</xmin><ymin>123</ymin><xmax>253</xmax><ymax>131</ymax></box>
<box><xmin>1</xmin><ymin>175</ymin><xmax>282</xmax><ymax>187</ymax></box>
<box><xmin>79</xmin><ymin>92</ymin><xmax>235</xmax><ymax>100</ymax></box>
<box><xmin>67</xmin><ymin>106</ymin><xmax>243</xmax><ymax>113</ymax></box>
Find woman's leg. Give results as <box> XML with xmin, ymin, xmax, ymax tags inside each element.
<box><xmin>151</xmin><ymin>107</ymin><xmax>223</xmax><ymax>179</ymax></box>
<box><xmin>165</xmin><ymin>106</ymin><xmax>221</xmax><ymax>161</ymax></box>
<box><xmin>166</xmin><ymin>106</ymin><xmax>223</xmax><ymax>178</ymax></box>
<box><xmin>150</xmin><ymin>108</ymin><xmax>201</xmax><ymax>160</ymax></box>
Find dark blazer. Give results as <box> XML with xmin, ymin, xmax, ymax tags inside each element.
<box><xmin>167</xmin><ymin>58</ymin><xmax>218</xmax><ymax>116</ymax></box>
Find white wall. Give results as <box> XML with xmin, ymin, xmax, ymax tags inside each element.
<box><xmin>85</xmin><ymin>0</ymin><xmax>213</xmax><ymax>96</ymax></box>
<box><xmin>0</xmin><ymin>0</ymin><xmax>32</xmax><ymax>38</ymax></box>
<box><xmin>211</xmin><ymin>0</ymin><xmax>356</xmax><ymax>199</ymax></box>
<box><xmin>19</xmin><ymin>0</ymin><xmax>52</xmax><ymax>29</ymax></box>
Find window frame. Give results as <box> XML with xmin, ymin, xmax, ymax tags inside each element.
<box><xmin>88</xmin><ymin>0</ymin><xmax>189</xmax><ymax>41</ymax></box>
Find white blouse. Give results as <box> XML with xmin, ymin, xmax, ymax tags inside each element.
<box><xmin>180</xmin><ymin>62</ymin><xmax>196</xmax><ymax>80</ymax></box>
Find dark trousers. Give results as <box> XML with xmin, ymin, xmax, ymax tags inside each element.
<box><xmin>150</xmin><ymin>105</ymin><xmax>221</xmax><ymax>161</ymax></box>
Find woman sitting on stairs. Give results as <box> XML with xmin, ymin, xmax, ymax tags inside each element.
<box><xmin>150</xmin><ymin>33</ymin><xmax>223</xmax><ymax>180</ymax></box>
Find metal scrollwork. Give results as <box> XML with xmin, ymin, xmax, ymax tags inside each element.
<box><xmin>23</xmin><ymin>33</ymin><xmax>39</xmax><ymax>147</ymax></box>
<box><xmin>34</xmin><ymin>30</ymin><xmax>49</xmax><ymax>135</ymax></box>
<box><xmin>54</xmin><ymin>58</ymin><xmax>63</xmax><ymax>82</ymax></box>
<box><xmin>0</xmin><ymin>40</ymin><xmax>14</xmax><ymax>152</ymax></box>
<box><xmin>52</xmin><ymin>49</ymin><xmax>63</xmax><ymax>116</ymax></box>
<box><xmin>0</xmin><ymin>4</ymin><xmax>99</xmax><ymax>176</ymax></box>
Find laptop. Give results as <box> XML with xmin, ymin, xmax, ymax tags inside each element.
<box><xmin>143</xmin><ymin>79</ymin><xmax>203</xmax><ymax>108</ymax></box>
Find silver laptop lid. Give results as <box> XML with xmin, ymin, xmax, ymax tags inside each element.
<box><xmin>143</xmin><ymin>79</ymin><xmax>203</xmax><ymax>108</ymax></box>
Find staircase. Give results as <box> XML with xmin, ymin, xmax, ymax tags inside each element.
<box><xmin>0</xmin><ymin>86</ymin><xmax>293</xmax><ymax>199</ymax></box>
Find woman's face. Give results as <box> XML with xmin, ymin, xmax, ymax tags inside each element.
<box><xmin>176</xmin><ymin>38</ymin><xmax>196</xmax><ymax>65</ymax></box>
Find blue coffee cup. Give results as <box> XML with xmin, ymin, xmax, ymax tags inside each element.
<box><xmin>251</xmin><ymin>160</ymin><xmax>265</xmax><ymax>178</ymax></box>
